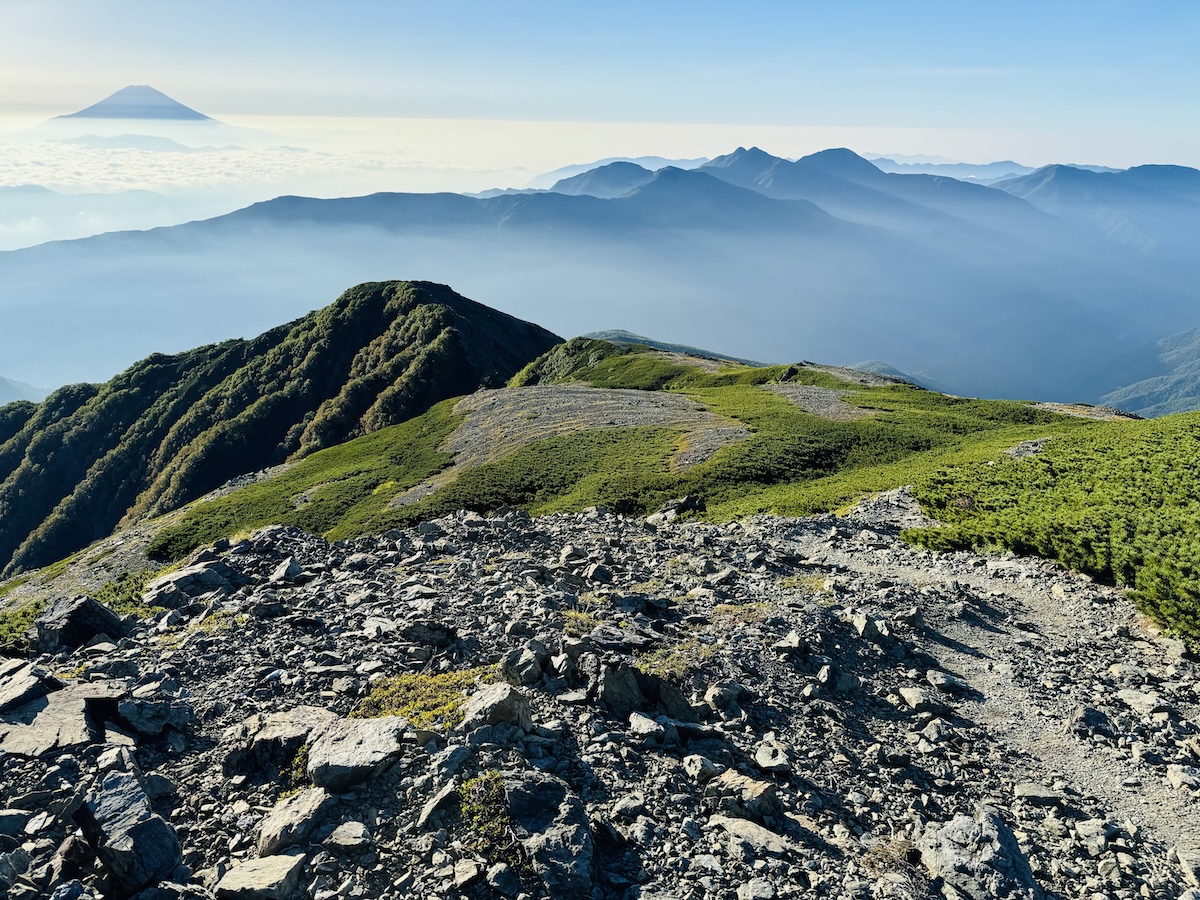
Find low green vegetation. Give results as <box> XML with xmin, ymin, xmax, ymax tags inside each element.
<box><xmin>635</xmin><ymin>638</ymin><xmax>717</xmax><ymax>680</ymax></box>
<box><xmin>905</xmin><ymin>413</ymin><xmax>1200</xmax><ymax>648</ymax></box>
<box><xmin>350</xmin><ymin>667</ymin><xmax>496</xmax><ymax>729</ymax></box>
<box><xmin>0</xmin><ymin>281</ymin><xmax>560</xmax><ymax>578</ymax></box>
<box><xmin>148</xmin><ymin>400</ymin><xmax>462</xmax><ymax>559</ymax></box>
<box><xmin>93</xmin><ymin>569</ymin><xmax>170</xmax><ymax>618</ymax></box>
<box><xmin>0</xmin><ymin>574</ymin><xmax>30</xmax><ymax>601</ymax></box>
<box><xmin>0</xmin><ymin>597</ymin><xmax>46</xmax><ymax>651</ymax></box>
<box><xmin>154</xmin><ymin>350</ymin><xmax>1082</xmax><ymax>559</ymax></box>
<box><xmin>459</xmin><ymin>770</ymin><xmax>524</xmax><ymax>869</ymax></box>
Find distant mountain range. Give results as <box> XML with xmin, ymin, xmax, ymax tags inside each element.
<box><xmin>0</xmin><ymin>377</ymin><xmax>44</xmax><ymax>405</ymax></box>
<box><xmin>3</xmin><ymin>146</ymin><xmax>1200</xmax><ymax>411</ymax></box>
<box><xmin>525</xmin><ymin>156</ymin><xmax>709</xmax><ymax>190</ymax></box>
<box><xmin>0</xmin><ymin>281</ymin><xmax>558</xmax><ymax>576</ymax></box>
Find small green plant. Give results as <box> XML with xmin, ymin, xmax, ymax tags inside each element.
<box><xmin>459</xmin><ymin>771</ymin><xmax>525</xmax><ymax>869</ymax></box>
<box><xmin>563</xmin><ymin>610</ymin><xmax>600</xmax><ymax>638</ymax></box>
<box><xmin>778</xmin><ymin>572</ymin><xmax>829</xmax><ymax>594</ymax></box>
<box><xmin>635</xmin><ymin>638</ymin><xmax>715</xmax><ymax>680</ymax></box>
<box><xmin>94</xmin><ymin>569</ymin><xmax>172</xmax><ymax>618</ymax></box>
<box><xmin>281</xmin><ymin>743</ymin><xmax>312</xmax><ymax>794</ymax></box>
<box><xmin>0</xmin><ymin>575</ymin><xmax>31</xmax><ymax>601</ymax></box>
<box><xmin>351</xmin><ymin>667</ymin><xmax>496</xmax><ymax>729</ymax></box>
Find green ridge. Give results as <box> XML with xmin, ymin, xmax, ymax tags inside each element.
<box><xmin>0</xmin><ymin>281</ymin><xmax>560</xmax><ymax>577</ymax></box>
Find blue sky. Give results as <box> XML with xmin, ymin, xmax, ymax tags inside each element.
<box><xmin>2</xmin><ymin>1</ymin><xmax>1199</xmax><ymax>164</ymax></box>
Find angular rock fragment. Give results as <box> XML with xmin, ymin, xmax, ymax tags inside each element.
<box><xmin>75</xmin><ymin>771</ymin><xmax>182</xmax><ymax>895</ymax></box>
<box><xmin>257</xmin><ymin>787</ymin><xmax>335</xmax><ymax>856</ymax></box>
<box><xmin>144</xmin><ymin>560</ymin><xmax>238</xmax><ymax>607</ymax></box>
<box><xmin>457</xmin><ymin>683</ymin><xmax>532</xmax><ymax>734</ymax></box>
<box><xmin>33</xmin><ymin>596</ymin><xmax>130</xmax><ymax>652</ymax></box>
<box><xmin>223</xmin><ymin>706</ymin><xmax>338</xmax><ymax>779</ymax></box>
<box><xmin>0</xmin><ymin>662</ymin><xmax>60</xmax><ymax>713</ymax></box>
<box><xmin>506</xmin><ymin>773</ymin><xmax>593</xmax><ymax>899</ymax></box>
<box><xmin>215</xmin><ymin>853</ymin><xmax>305</xmax><ymax>900</ymax></box>
<box><xmin>705</xmin><ymin>771</ymin><xmax>784</xmax><ymax>823</ymax></box>
<box><xmin>306</xmin><ymin>716</ymin><xmax>408</xmax><ymax>791</ymax></box>
<box><xmin>920</xmin><ymin>804</ymin><xmax>1043</xmax><ymax>900</ymax></box>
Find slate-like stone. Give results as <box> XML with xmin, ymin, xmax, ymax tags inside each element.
<box><xmin>457</xmin><ymin>683</ymin><xmax>533</xmax><ymax>734</ymax></box>
<box><xmin>257</xmin><ymin>787</ymin><xmax>334</xmax><ymax>856</ymax></box>
<box><xmin>0</xmin><ymin>662</ymin><xmax>60</xmax><ymax>713</ymax></box>
<box><xmin>222</xmin><ymin>706</ymin><xmax>338</xmax><ymax>778</ymax></box>
<box><xmin>506</xmin><ymin>773</ymin><xmax>594</xmax><ymax>900</ymax></box>
<box><xmin>920</xmin><ymin>804</ymin><xmax>1044</xmax><ymax>900</ymax></box>
<box><xmin>33</xmin><ymin>596</ymin><xmax>130</xmax><ymax>652</ymax></box>
<box><xmin>76</xmin><ymin>771</ymin><xmax>182</xmax><ymax>895</ymax></box>
<box><xmin>215</xmin><ymin>854</ymin><xmax>305</xmax><ymax>899</ymax></box>
<box><xmin>306</xmin><ymin>716</ymin><xmax>408</xmax><ymax>791</ymax></box>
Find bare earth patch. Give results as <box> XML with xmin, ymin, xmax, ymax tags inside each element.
<box><xmin>390</xmin><ymin>385</ymin><xmax>750</xmax><ymax>507</ymax></box>
<box><xmin>1035</xmin><ymin>402</ymin><xmax>1142</xmax><ymax>421</ymax></box>
<box><xmin>767</xmin><ymin>384</ymin><xmax>873</xmax><ymax>421</ymax></box>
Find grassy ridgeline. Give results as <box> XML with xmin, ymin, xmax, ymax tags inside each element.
<box><xmin>149</xmin><ymin>348</ymin><xmax>1086</xmax><ymax>555</ymax></box>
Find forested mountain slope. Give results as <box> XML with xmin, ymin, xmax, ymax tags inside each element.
<box><xmin>0</xmin><ymin>281</ymin><xmax>560</xmax><ymax>575</ymax></box>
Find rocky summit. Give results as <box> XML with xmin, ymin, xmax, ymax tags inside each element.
<box><xmin>1</xmin><ymin>500</ymin><xmax>1199</xmax><ymax>900</ymax></box>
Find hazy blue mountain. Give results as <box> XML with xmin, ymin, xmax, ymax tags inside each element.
<box><xmin>0</xmin><ymin>377</ymin><xmax>45</xmax><ymax>405</ymax></box>
<box><xmin>550</xmin><ymin>162</ymin><xmax>656</xmax><ymax>198</ymax></box>
<box><xmin>868</xmin><ymin>157</ymin><xmax>1034</xmax><ymax>182</ymax></box>
<box><xmin>526</xmin><ymin>156</ymin><xmax>709</xmax><ymax>189</ymax></box>
<box><xmin>1</xmin><ymin>151</ymin><xmax>1196</xmax><ymax>402</ymax></box>
<box><xmin>703</xmin><ymin>147</ymin><xmax>1065</xmax><ymax>243</ymax></box>
<box><xmin>994</xmin><ymin>164</ymin><xmax>1200</xmax><ymax>254</ymax></box>
<box><xmin>57</xmin><ymin>85</ymin><xmax>211</xmax><ymax>120</ymax></box>
<box><xmin>1083</xmin><ymin>327</ymin><xmax>1200</xmax><ymax>417</ymax></box>
<box><xmin>0</xmin><ymin>184</ymin><xmax>232</xmax><ymax>251</ymax></box>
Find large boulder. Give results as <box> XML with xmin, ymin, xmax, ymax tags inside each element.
<box><xmin>596</xmin><ymin>663</ymin><xmax>696</xmax><ymax>722</ymax></box>
<box><xmin>306</xmin><ymin>716</ymin><xmax>408</xmax><ymax>791</ymax></box>
<box><xmin>704</xmin><ymin>771</ymin><xmax>784</xmax><ymax>823</ymax></box>
<box><xmin>506</xmin><ymin>773</ymin><xmax>594</xmax><ymax>899</ymax></box>
<box><xmin>223</xmin><ymin>706</ymin><xmax>338</xmax><ymax>780</ymax></box>
<box><xmin>0</xmin><ymin>680</ymin><xmax>124</xmax><ymax>758</ymax></box>
<box><xmin>456</xmin><ymin>683</ymin><xmax>533</xmax><ymax>734</ymax></box>
<box><xmin>920</xmin><ymin>805</ymin><xmax>1044</xmax><ymax>900</ymax></box>
<box><xmin>75</xmin><ymin>771</ymin><xmax>182</xmax><ymax>895</ymax></box>
<box><xmin>33</xmin><ymin>596</ymin><xmax>130</xmax><ymax>652</ymax></box>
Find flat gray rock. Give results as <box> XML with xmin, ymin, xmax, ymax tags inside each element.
<box><xmin>215</xmin><ymin>853</ymin><xmax>305</xmax><ymax>899</ymax></box>
<box><xmin>0</xmin><ymin>663</ymin><xmax>59</xmax><ymax>713</ymax></box>
<box><xmin>307</xmin><ymin>716</ymin><xmax>408</xmax><ymax>791</ymax></box>
<box><xmin>257</xmin><ymin>787</ymin><xmax>334</xmax><ymax>856</ymax></box>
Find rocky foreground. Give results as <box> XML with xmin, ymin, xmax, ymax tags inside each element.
<box><xmin>1</xmin><ymin>500</ymin><xmax>1199</xmax><ymax>900</ymax></box>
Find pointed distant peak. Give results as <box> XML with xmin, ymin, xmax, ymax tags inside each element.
<box><xmin>796</xmin><ymin>148</ymin><xmax>882</xmax><ymax>179</ymax></box>
<box><xmin>57</xmin><ymin>85</ymin><xmax>211</xmax><ymax>121</ymax></box>
<box><xmin>705</xmin><ymin>146</ymin><xmax>784</xmax><ymax>169</ymax></box>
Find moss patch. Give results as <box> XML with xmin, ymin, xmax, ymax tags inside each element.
<box><xmin>351</xmin><ymin>667</ymin><xmax>496</xmax><ymax>730</ymax></box>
